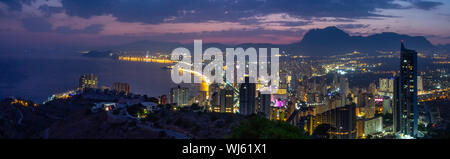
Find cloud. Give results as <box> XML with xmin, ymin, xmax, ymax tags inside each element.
<box><xmin>336</xmin><ymin>24</ymin><xmax>370</xmax><ymax>29</ymax></box>
<box><xmin>1</xmin><ymin>0</ymin><xmax>62</xmax><ymax>17</ymax></box>
<box><xmin>0</xmin><ymin>0</ymin><xmax>32</xmax><ymax>11</ymax></box>
<box><xmin>2</xmin><ymin>0</ymin><xmax>449</xmax><ymax>46</ymax></box>
<box><xmin>261</xmin><ymin>0</ymin><xmax>403</xmax><ymax>18</ymax></box>
<box><xmin>21</xmin><ymin>17</ymin><xmax>52</xmax><ymax>32</ymax></box>
<box><xmin>38</xmin><ymin>5</ymin><xmax>64</xmax><ymax>17</ymax></box>
<box><xmin>58</xmin><ymin>0</ymin><xmax>407</xmax><ymax>24</ymax></box>
<box><xmin>98</xmin><ymin>28</ymin><xmax>307</xmax><ymax>44</ymax></box>
<box><xmin>55</xmin><ymin>24</ymin><xmax>103</xmax><ymax>34</ymax></box>
<box><xmin>22</xmin><ymin>16</ymin><xmax>104</xmax><ymax>34</ymax></box>
<box><xmin>410</xmin><ymin>0</ymin><xmax>443</xmax><ymax>10</ymax></box>
<box><xmin>61</xmin><ymin>0</ymin><xmax>115</xmax><ymax>18</ymax></box>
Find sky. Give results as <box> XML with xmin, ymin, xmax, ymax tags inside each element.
<box><xmin>0</xmin><ymin>0</ymin><xmax>449</xmax><ymax>49</ymax></box>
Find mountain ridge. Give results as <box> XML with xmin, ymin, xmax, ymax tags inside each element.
<box><xmin>96</xmin><ymin>26</ymin><xmax>444</xmax><ymax>56</ymax></box>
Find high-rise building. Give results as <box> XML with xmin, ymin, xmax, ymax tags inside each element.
<box><xmin>368</xmin><ymin>82</ymin><xmax>377</xmax><ymax>96</ymax></box>
<box><xmin>197</xmin><ymin>80</ymin><xmax>209</xmax><ymax>106</ymax></box>
<box><xmin>332</xmin><ymin>72</ymin><xmax>339</xmax><ymax>90</ymax></box>
<box><xmin>159</xmin><ymin>95</ymin><xmax>167</xmax><ymax>105</ymax></box>
<box><xmin>169</xmin><ymin>86</ymin><xmax>189</xmax><ymax>107</ymax></box>
<box><xmin>113</xmin><ymin>82</ymin><xmax>130</xmax><ymax>94</ymax></box>
<box><xmin>219</xmin><ymin>89</ymin><xmax>234</xmax><ymax>113</ymax></box>
<box><xmin>357</xmin><ymin>93</ymin><xmax>376</xmax><ymax>118</ymax></box>
<box><xmin>79</xmin><ymin>74</ymin><xmax>98</xmax><ymax>90</ymax></box>
<box><xmin>258</xmin><ymin>92</ymin><xmax>271</xmax><ymax>119</ymax></box>
<box><xmin>417</xmin><ymin>76</ymin><xmax>423</xmax><ymax>92</ymax></box>
<box><xmin>393</xmin><ymin>41</ymin><xmax>418</xmax><ymax>137</ymax></box>
<box><xmin>296</xmin><ymin>85</ymin><xmax>307</xmax><ymax>102</ymax></box>
<box><xmin>340</xmin><ymin>77</ymin><xmax>349</xmax><ymax>98</ymax></box>
<box><xmin>239</xmin><ymin>77</ymin><xmax>256</xmax><ymax>116</ymax></box>
<box><xmin>356</xmin><ymin>116</ymin><xmax>383</xmax><ymax>138</ymax></box>
<box><xmin>309</xmin><ymin>104</ymin><xmax>357</xmax><ymax>139</ymax></box>
<box><xmin>212</xmin><ymin>87</ymin><xmax>235</xmax><ymax>113</ymax></box>
<box><xmin>382</xmin><ymin>97</ymin><xmax>393</xmax><ymax>114</ymax></box>
<box><xmin>378</xmin><ymin>78</ymin><xmax>394</xmax><ymax>97</ymax></box>
<box><xmin>210</xmin><ymin>91</ymin><xmax>220</xmax><ymax>112</ymax></box>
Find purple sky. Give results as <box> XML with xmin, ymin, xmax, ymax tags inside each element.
<box><xmin>0</xmin><ymin>0</ymin><xmax>449</xmax><ymax>48</ymax></box>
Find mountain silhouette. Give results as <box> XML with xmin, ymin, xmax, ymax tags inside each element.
<box><xmin>95</xmin><ymin>26</ymin><xmax>439</xmax><ymax>57</ymax></box>
<box><xmin>293</xmin><ymin>26</ymin><xmax>434</xmax><ymax>56</ymax></box>
<box><xmin>296</xmin><ymin>26</ymin><xmax>353</xmax><ymax>56</ymax></box>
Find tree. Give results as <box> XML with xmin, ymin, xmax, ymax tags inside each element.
<box><xmin>230</xmin><ymin>115</ymin><xmax>308</xmax><ymax>139</ymax></box>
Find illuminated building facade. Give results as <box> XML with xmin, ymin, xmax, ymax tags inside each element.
<box><xmin>382</xmin><ymin>97</ymin><xmax>393</xmax><ymax>114</ymax></box>
<box><xmin>357</xmin><ymin>93</ymin><xmax>376</xmax><ymax>119</ymax></box>
<box><xmin>211</xmin><ymin>88</ymin><xmax>235</xmax><ymax>113</ymax></box>
<box><xmin>219</xmin><ymin>89</ymin><xmax>234</xmax><ymax>113</ymax></box>
<box><xmin>417</xmin><ymin>76</ymin><xmax>423</xmax><ymax>92</ymax></box>
<box><xmin>270</xmin><ymin>107</ymin><xmax>287</xmax><ymax>121</ymax></box>
<box><xmin>211</xmin><ymin>92</ymin><xmax>220</xmax><ymax>112</ymax></box>
<box><xmin>393</xmin><ymin>41</ymin><xmax>418</xmax><ymax>137</ymax></box>
<box><xmin>79</xmin><ymin>74</ymin><xmax>98</xmax><ymax>90</ymax></box>
<box><xmin>378</xmin><ymin>78</ymin><xmax>394</xmax><ymax>97</ymax></box>
<box><xmin>308</xmin><ymin>104</ymin><xmax>357</xmax><ymax>139</ymax></box>
<box><xmin>159</xmin><ymin>95</ymin><xmax>167</xmax><ymax>105</ymax></box>
<box><xmin>356</xmin><ymin>116</ymin><xmax>383</xmax><ymax>138</ymax></box>
<box><xmin>169</xmin><ymin>86</ymin><xmax>189</xmax><ymax>107</ymax></box>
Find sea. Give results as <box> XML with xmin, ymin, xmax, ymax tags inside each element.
<box><xmin>0</xmin><ymin>51</ymin><xmax>179</xmax><ymax>103</ymax></box>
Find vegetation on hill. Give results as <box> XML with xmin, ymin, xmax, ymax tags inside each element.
<box><xmin>230</xmin><ymin>115</ymin><xmax>308</xmax><ymax>139</ymax></box>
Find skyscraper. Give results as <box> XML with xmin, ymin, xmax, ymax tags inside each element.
<box><xmin>219</xmin><ymin>89</ymin><xmax>234</xmax><ymax>113</ymax></box>
<box><xmin>211</xmin><ymin>87</ymin><xmax>235</xmax><ymax>113</ymax></box>
<box><xmin>79</xmin><ymin>74</ymin><xmax>98</xmax><ymax>90</ymax></box>
<box><xmin>332</xmin><ymin>72</ymin><xmax>339</xmax><ymax>90</ymax></box>
<box><xmin>239</xmin><ymin>77</ymin><xmax>256</xmax><ymax>116</ymax></box>
<box><xmin>309</xmin><ymin>104</ymin><xmax>357</xmax><ymax>139</ymax></box>
<box><xmin>417</xmin><ymin>76</ymin><xmax>423</xmax><ymax>92</ymax></box>
<box><xmin>378</xmin><ymin>78</ymin><xmax>394</xmax><ymax>97</ymax></box>
<box><xmin>339</xmin><ymin>77</ymin><xmax>349</xmax><ymax>98</ymax></box>
<box><xmin>393</xmin><ymin>41</ymin><xmax>418</xmax><ymax>137</ymax></box>
<box><xmin>258</xmin><ymin>92</ymin><xmax>271</xmax><ymax>119</ymax></box>
<box><xmin>169</xmin><ymin>86</ymin><xmax>189</xmax><ymax>107</ymax></box>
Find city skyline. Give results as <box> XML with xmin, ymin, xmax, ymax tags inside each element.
<box><xmin>0</xmin><ymin>0</ymin><xmax>449</xmax><ymax>142</ymax></box>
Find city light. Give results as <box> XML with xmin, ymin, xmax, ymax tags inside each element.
<box><xmin>1</xmin><ymin>0</ymin><xmax>449</xmax><ymax>144</ymax></box>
